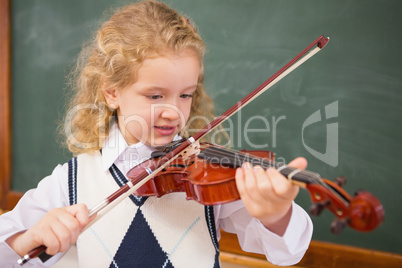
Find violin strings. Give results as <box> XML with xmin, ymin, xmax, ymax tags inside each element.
<box><xmin>199</xmin><ymin>147</ymin><xmax>352</xmax><ymax>205</ymax></box>
<box><xmin>199</xmin><ymin>146</ymin><xmax>326</xmax><ymax>187</ymax></box>
<box><xmin>198</xmin><ymin>146</ymin><xmax>352</xmax><ymax>206</ymax></box>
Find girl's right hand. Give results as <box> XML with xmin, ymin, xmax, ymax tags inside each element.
<box><xmin>6</xmin><ymin>204</ymin><xmax>90</xmax><ymax>257</ymax></box>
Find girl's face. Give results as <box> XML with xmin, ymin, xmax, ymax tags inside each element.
<box><xmin>104</xmin><ymin>52</ymin><xmax>201</xmax><ymax>147</ymax></box>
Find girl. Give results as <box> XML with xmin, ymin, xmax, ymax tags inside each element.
<box><xmin>0</xmin><ymin>1</ymin><xmax>312</xmax><ymax>267</ymax></box>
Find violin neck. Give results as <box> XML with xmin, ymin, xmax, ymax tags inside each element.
<box><xmin>197</xmin><ymin>146</ymin><xmax>322</xmax><ymax>188</ymax></box>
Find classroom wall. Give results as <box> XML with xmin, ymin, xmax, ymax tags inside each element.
<box><xmin>10</xmin><ymin>0</ymin><xmax>402</xmax><ymax>254</ymax></box>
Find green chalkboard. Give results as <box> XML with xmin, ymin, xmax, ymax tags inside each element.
<box><xmin>11</xmin><ymin>0</ymin><xmax>402</xmax><ymax>254</ymax></box>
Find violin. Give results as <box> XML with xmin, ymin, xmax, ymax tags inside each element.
<box><xmin>128</xmin><ymin>141</ymin><xmax>384</xmax><ymax>234</ymax></box>
<box><xmin>19</xmin><ymin>35</ymin><xmax>384</xmax><ymax>265</ymax></box>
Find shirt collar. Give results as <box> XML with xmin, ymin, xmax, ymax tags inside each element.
<box><xmin>101</xmin><ymin>121</ymin><xmax>183</xmax><ymax>172</ymax></box>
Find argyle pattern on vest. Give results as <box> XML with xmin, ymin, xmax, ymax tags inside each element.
<box><xmin>68</xmin><ymin>153</ymin><xmax>220</xmax><ymax>267</ymax></box>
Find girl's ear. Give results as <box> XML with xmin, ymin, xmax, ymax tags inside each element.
<box><xmin>102</xmin><ymin>88</ymin><xmax>119</xmax><ymax>109</ymax></box>
<box><xmin>101</xmin><ymin>77</ymin><xmax>119</xmax><ymax>109</ymax></box>
<box><xmin>100</xmin><ymin>77</ymin><xmax>119</xmax><ymax>109</ymax></box>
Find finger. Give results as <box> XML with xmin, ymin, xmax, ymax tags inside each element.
<box><xmin>235</xmin><ymin>167</ymin><xmax>246</xmax><ymax>196</ymax></box>
<box><xmin>287</xmin><ymin>157</ymin><xmax>308</xmax><ymax>170</ymax></box>
<box><xmin>253</xmin><ymin>165</ymin><xmax>273</xmax><ymax>199</ymax></box>
<box><xmin>66</xmin><ymin>204</ymin><xmax>91</xmax><ymax>230</ymax></box>
<box><xmin>48</xmin><ymin>218</ymin><xmax>73</xmax><ymax>253</ymax></box>
<box><xmin>235</xmin><ymin>167</ymin><xmax>253</xmax><ymax>205</ymax></box>
<box><xmin>56</xmin><ymin>211</ymin><xmax>82</xmax><ymax>244</ymax></box>
<box><xmin>266</xmin><ymin>168</ymin><xmax>299</xmax><ymax>199</ymax></box>
<box><xmin>242</xmin><ymin>162</ymin><xmax>258</xmax><ymax>195</ymax></box>
<box><xmin>27</xmin><ymin>219</ymin><xmax>60</xmax><ymax>256</ymax></box>
<box><xmin>42</xmin><ymin>229</ymin><xmax>61</xmax><ymax>255</ymax></box>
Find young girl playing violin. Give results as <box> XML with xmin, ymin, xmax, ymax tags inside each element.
<box><xmin>0</xmin><ymin>1</ymin><xmax>312</xmax><ymax>267</ymax></box>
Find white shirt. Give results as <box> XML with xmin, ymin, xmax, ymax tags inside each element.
<box><xmin>0</xmin><ymin>122</ymin><xmax>313</xmax><ymax>267</ymax></box>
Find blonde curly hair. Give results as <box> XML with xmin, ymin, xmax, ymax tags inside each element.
<box><xmin>62</xmin><ymin>0</ymin><xmax>218</xmax><ymax>155</ymax></box>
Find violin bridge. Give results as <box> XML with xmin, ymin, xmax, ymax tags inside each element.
<box><xmin>180</xmin><ymin>140</ymin><xmax>201</xmax><ymax>160</ymax></box>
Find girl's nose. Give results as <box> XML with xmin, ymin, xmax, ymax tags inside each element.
<box><xmin>161</xmin><ymin>108</ymin><xmax>179</xmax><ymax>120</ymax></box>
<box><xmin>157</xmin><ymin>103</ymin><xmax>183</xmax><ymax>121</ymax></box>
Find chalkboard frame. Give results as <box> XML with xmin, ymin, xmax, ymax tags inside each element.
<box><xmin>0</xmin><ymin>0</ymin><xmax>21</xmax><ymax>211</ymax></box>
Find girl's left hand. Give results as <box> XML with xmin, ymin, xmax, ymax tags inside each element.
<box><xmin>235</xmin><ymin>157</ymin><xmax>308</xmax><ymax>236</ymax></box>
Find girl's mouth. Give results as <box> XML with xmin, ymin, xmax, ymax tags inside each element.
<box><xmin>154</xmin><ymin>125</ymin><xmax>176</xmax><ymax>136</ymax></box>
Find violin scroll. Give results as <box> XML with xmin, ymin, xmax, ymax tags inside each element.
<box><xmin>306</xmin><ymin>177</ymin><xmax>384</xmax><ymax>234</ymax></box>
<box><xmin>347</xmin><ymin>190</ymin><xmax>385</xmax><ymax>232</ymax></box>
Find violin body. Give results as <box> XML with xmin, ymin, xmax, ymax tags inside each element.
<box><xmin>129</xmin><ymin>143</ymin><xmax>274</xmax><ymax>205</ymax></box>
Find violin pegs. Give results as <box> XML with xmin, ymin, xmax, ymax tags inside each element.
<box><xmin>330</xmin><ymin>218</ymin><xmax>348</xmax><ymax>234</ymax></box>
<box><xmin>309</xmin><ymin>202</ymin><xmax>327</xmax><ymax>216</ymax></box>
<box><xmin>334</xmin><ymin>176</ymin><xmax>347</xmax><ymax>187</ymax></box>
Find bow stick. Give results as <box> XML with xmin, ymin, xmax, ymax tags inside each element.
<box><xmin>18</xmin><ymin>35</ymin><xmax>329</xmax><ymax>265</ymax></box>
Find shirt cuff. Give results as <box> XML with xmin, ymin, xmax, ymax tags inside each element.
<box><xmin>0</xmin><ymin>237</ymin><xmax>61</xmax><ymax>267</ymax></box>
<box><xmin>0</xmin><ymin>240</ymin><xmax>24</xmax><ymax>267</ymax></box>
<box><xmin>253</xmin><ymin>202</ymin><xmax>313</xmax><ymax>265</ymax></box>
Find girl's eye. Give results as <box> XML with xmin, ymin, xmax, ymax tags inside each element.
<box><xmin>148</xmin><ymin>95</ymin><xmax>162</xmax><ymax>100</ymax></box>
<box><xmin>180</xmin><ymin>94</ymin><xmax>193</xmax><ymax>99</ymax></box>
